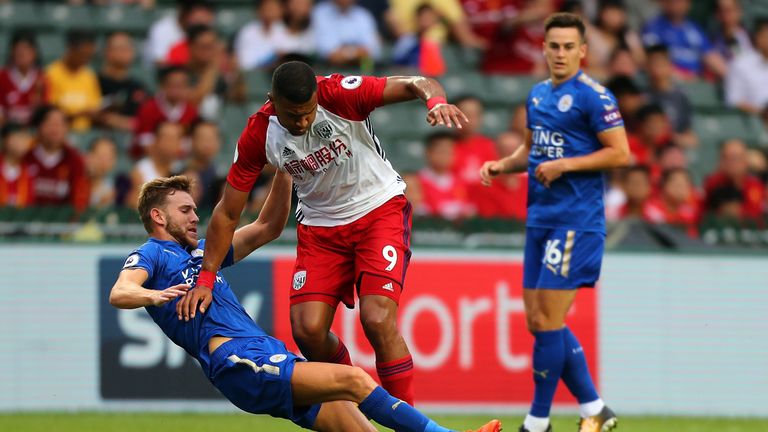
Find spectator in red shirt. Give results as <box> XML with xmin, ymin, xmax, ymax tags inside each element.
<box><xmin>618</xmin><ymin>165</ymin><xmax>652</xmax><ymax>219</ymax></box>
<box><xmin>145</xmin><ymin>0</ymin><xmax>215</xmax><ymax>66</ymax></box>
<box><xmin>418</xmin><ymin>130</ymin><xmax>475</xmax><ymax>219</ymax></box>
<box><xmin>0</xmin><ymin>123</ymin><xmax>34</xmax><ymax>207</ymax></box>
<box><xmin>632</xmin><ymin>103</ymin><xmax>674</xmax><ymax>175</ymax></box>
<box><xmin>461</xmin><ymin>0</ymin><xmax>555</xmax><ymax>75</ymax></box>
<box><xmin>452</xmin><ymin>94</ymin><xmax>499</xmax><ymax>187</ymax></box>
<box><xmin>704</xmin><ymin>138</ymin><xmax>766</xmax><ymax>221</ymax></box>
<box><xmin>133</xmin><ymin>66</ymin><xmax>198</xmax><ymax>159</ymax></box>
<box><xmin>0</xmin><ymin>31</ymin><xmax>48</xmax><ymax>127</ymax></box>
<box><xmin>475</xmin><ymin>130</ymin><xmax>528</xmax><ymax>219</ymax></box>
<box><xmin>23</xmin><ymin>106</ymin><xmax>89</xmax><ymax>211</ymax></box>
<box><xmin>644</xmin><ymin>168</ymin><xmax>700</xmax><ymax>236</ymax></box>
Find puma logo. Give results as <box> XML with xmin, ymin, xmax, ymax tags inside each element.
<box><xmin>533</xmin><ymin>368</ymin><xmax>549</xmax><ymax>379</ymax></box>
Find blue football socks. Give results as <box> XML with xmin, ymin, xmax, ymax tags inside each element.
<box><xmin>560</xmin><ymin>326</ymin><xmax>600</xmax><ymax>404</ymax></box>
<box><xmin>530</xmin><ymin>328</ymin><xmax>566</xmax><ymax>418</ymax></box>
<box><xmin>359</xmin><ymin>386</ymin><xmax>453</xmax><ymax>432</ymax></box>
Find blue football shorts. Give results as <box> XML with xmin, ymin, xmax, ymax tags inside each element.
<box><xmin>523</xmin><ymin>227</ymin><xmax>605</xmax><ymax>290</ymax></box>
<box><xmin>209</xmin><ymin>336</ymin><xmax>321</xmax><ymax>428</ymax></box>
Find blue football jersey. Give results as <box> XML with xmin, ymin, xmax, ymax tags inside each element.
<box><xmin>525</xmin><ymin>70</ymin><xmax>624</xmax><ymax>233</ymax></box>
<box><xmin>122</xmin><ymin>238</ymin><xmax>267</xmax><ymax>375</ymax></box>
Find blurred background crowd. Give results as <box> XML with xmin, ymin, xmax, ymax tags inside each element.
<box><xmin>1</xmin><ymin>0</ymin><xmax>768</xmax><ymax>248</ymax></box>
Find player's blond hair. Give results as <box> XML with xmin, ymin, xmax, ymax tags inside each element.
<box><xmin>137</xmin><ymin>176</ymin><xmax>193</xmax><ymax>233</ymax></box>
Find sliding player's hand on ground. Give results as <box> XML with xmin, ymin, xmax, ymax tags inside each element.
<box><xmin>152</xmin><ymin>284</ymin><xmax>189</xmax><ymax>307</ymax></box>
<box><xmin>427</xmin><ymin>103</ymin><xmax>469</xmax><ymax>129</ymax></box>
<box><xmin>480</xmin><ymin>161</ymin><xmax>504</xmax><ymax>186</ymax></box>
<box><xmin>535</xmin><ymin>159</ymin><xmax>566</xmax><ymax>188</ymax></box>
<box><xmin>177</xmin><ymin>283</ymin><xmax>213</xmax><ymax>321</ymax></box>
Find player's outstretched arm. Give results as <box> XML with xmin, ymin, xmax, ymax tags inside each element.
<box><xmin>110</xmin><ymin>268</ymin><xmax>189</xmax><ymax>309</ymax></box>
<box><xmin>232</xmin><ymin>171</ymin><xmax>293</xmax><ymax>263</ymax></box>
<box><xmin>480</xmin><ymin>129</ymin><xmax>532</xmax><ymax>186</ymax></box>
<box><xmin>380</xmin><ymin>76</ymin><xmax>469</xmax><ymax>129</ymax></box>
<box><xmin>177</xmin><ymin>182</ymin><xmax>250</xmax><ymax>321</ymax></box>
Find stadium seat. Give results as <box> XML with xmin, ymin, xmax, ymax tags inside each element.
<box><xmin>0</xmin><ymin>2</ymin><xmax>41</xmax><ymax>31</ymax></box>
<box><xmin>383</xmin><ymin>138</ymin><xmax>425</xmax><ymax>173</ymax></box>
<box><xmin>484</xmin><ymin>75</ymin><xmax>540</xmax><ymax>106</ymax></box>
<box><xmin>691</xmin><ymin>110</ymin><xmax>759</xmax><ymax>177</ymax></box>
<box><xmin>0</xmin><ymin>32</ymin><xmax>8</xmax><ymax>63</ymax></box>
<box><xmin>680</xmin><ymin>80</ymin><xmax>722</xmax><ymax>110</ymax></box>
<box><xmin>37</xmin><ymin>32</ymin><xmax>67</xmax><ymax>65</ymax></box>
<box><xmin>441</xmin><ymin>44</ymin><xmax>481</xmax><ymax>73</ymax></box>
<box><xmin>44</xmin><ymin>4</ymin><xmax>96</xmax><ymax>31</ymax></box>
<box><xmin>482</xmin><ymin>107</ymin><xmax>512</xmax><ymax>138</ymax></box>
<box><xmin>94</xmin><ymin>5</ymin><xmax>157</xmax><ymax>34</ymax></box>
<box><xmin>377</xmin><ymin>103</ymin><xmax>449</xmax><ymax>142</ymax></box>
<box><xmin>216</xmin><ymin>7</ymin><xmax>254</xmax><ymax>37</ymax></box>
<box><xmin>244</xmin><ymin>70</ymin><xmax>272</xmax><ymax>101</ymax></box>
<box><xmin>440</xmin><ymin>72</ymin><xmax>489</xmax><ymax>101</ymax></box>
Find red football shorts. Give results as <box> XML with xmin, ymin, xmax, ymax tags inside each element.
<box><xmin>290</xmin><ymin>195</ymin><xmax>413</xmax><ymax>308</ymax></box>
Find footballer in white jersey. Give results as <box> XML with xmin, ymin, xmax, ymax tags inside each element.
<box><xmin>180</xmin><ymin>61</ymin><xmax>468</xmax><ymax>406</ymax></box>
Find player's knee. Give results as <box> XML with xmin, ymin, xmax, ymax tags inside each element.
<box><xmin>360</xmin><ymin>308</ymin><xmax>398</xmax><ymax>344</ymax></box>
<box><xmin>291</xmin><ymin>316</ymin><xmax>330</xmax><ymax>347</ymax></box>
<box><xmin>340</xmin><ymin>366</ymin><xmax>377</xmax><ymax>401</ymax></box>
<box><xmin>527</xmin><ymin>311</ymin><xmax>557</xmax><ymax>333</ymax></box>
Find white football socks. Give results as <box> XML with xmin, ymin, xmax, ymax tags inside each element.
<box><xmin>579</xmin><ymin>398</ymin><xmax>605</xmax><ymax>418</ymax></box>
<box><xmin>523</xmin><ymin>414</ymin><xmax>550</xmax><ymax>432</ymax></box>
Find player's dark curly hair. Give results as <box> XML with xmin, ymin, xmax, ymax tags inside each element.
<box><xmin>138</xmin><ymin>176</ymin><xmax>194</xmax><ymax>233</ymax></box>
<box><xmin>544</xmin><ymin>12</ymin><xmax>586</xmax><ymax>41</ymax></box>
<box><xmin>272</xmin><ymin>61</ymin><xmax>317</xmax><ymax>104</ymax></box>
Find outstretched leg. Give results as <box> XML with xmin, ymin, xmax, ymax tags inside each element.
<box><xmin>291</xmin><ymin>362</ymin><xmax>497</xmax><ymax>432</ymax></box>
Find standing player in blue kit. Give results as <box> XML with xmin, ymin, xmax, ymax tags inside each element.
<box><xmin>480</xmin><ymin>12</ymin><xmax>630</xmax><ymax>432</ymax></box>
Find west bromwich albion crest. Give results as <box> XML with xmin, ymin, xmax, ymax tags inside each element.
<box><xmin>313</xmin><ymin>120</ymin><xmax>334</xmax><ymax>139</ymax></box>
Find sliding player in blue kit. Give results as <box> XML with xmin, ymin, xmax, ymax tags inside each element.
<box><xmin>108</xmin><ymin>174</ymin><xmax>500</xmax><ymax>432</ymax></box>
<box><xmin>480</xmin><ymin>13</ymin><xmax>630</xmax><ymax>432</ymax></box>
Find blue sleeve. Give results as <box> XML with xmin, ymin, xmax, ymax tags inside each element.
<box><xmin>641</xmin><ymin>21</ymin><xmax>662</xmax><ymax>47</ymax></box>
<box><xmin>122</xmin><ymin>243</ymin><xmax>161</xmax><ymax>278</ymax></box>
<box><xmin>583</xmin><ymin>88</ymin><xmax>624</xmax><ymax>133</ymax></box>
<box><xmin>221</xmin><ymin>245</ymin><xmax>235</xmax><ymax>269</ymax></box>
<box><xmin>695</xmin><ymin>24</ymin><xmax>714</xmax><ymax>53</ymax></box>
<box><xmin>525</xmin><ymin>88</ymin><xmax>534</xmax><ymax>130</ymax></box>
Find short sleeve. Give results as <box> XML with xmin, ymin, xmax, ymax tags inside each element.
<box><xmin>122</xmin><ymin>244</ymin><xmax>160</xmax><ymax>278</ymax></box>
<box><xmin>226</xmin><ymin>114</ymin><xmax>269</xmax><ymax>192</ymax></box>
<box><xmin>221</xmin><ymin>245</ymin><xmax>235</xmax><ymax>269</ymax></box>
<box><xmin>583</xmin><ymin>89</ymin><xmax>624</xmax><ymax>133</ymax></box>
<box><xmin>318</xmin><ymin>74</ymin><xmax>387</xmax><ymax>121</ymax></box>
<box><xmin>525</xmin><ymin>89</ymin><xmax>535</xmax><ymax>130</ymax></box>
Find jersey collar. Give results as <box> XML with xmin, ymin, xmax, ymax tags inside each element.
<box><xmin>552</xmin><ymin>69</ymin><xmax>583</xmax><ymax>89</ymax></box>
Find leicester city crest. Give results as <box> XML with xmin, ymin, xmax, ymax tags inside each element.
<box><xmin>557</xmin><ymin>94</ymin><xmax>573</xmax><ymax>112</ymax></box>
<box><xmin>313</xmin><ymin>120</ymin><xmax>333</xmax><ymax>139</ymax></box>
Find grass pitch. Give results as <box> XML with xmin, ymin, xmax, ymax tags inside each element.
<box><xmin>1</xmin><ymin>413</ymin><xmax>767</xmax><ymax>431</ymax></box>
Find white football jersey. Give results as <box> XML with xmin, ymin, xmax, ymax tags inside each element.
<box><xmin>227</xmin><ymin>74</ymin><xmax>406</xmax><ymax>227</ymax></box>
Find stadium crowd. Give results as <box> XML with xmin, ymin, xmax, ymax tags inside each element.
<box><xmin>1</xmin><ymin>0</ymin><xmax>768</xmax><ymax>244</ymax></box>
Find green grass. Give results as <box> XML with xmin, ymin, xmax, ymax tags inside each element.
<box><xmin>1</xmin><ymin>413</ymin><xmax>767</xmax><ymax>431</ymax></box>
